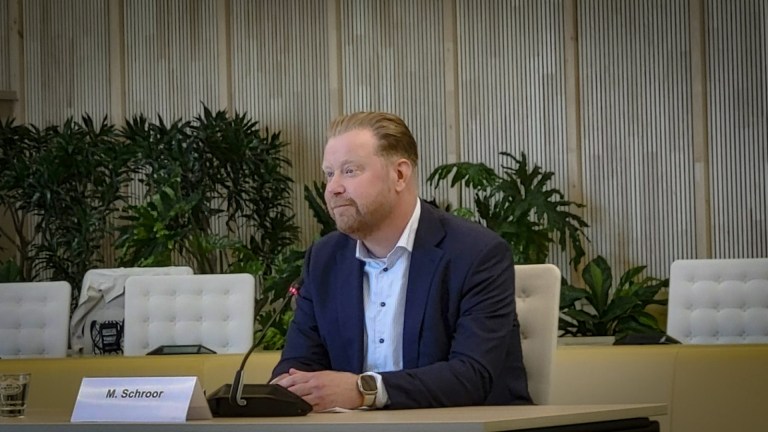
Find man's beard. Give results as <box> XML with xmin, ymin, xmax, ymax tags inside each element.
<box><xmin>327</xmin><ymin>194</ymin><xmax>393</xmax><ymax>240</ymax></box>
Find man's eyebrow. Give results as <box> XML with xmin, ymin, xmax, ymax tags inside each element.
<box><xmin>323</xmin><ymin>159</ymin><xmax>359</xmax><ymax>170</ymax></box>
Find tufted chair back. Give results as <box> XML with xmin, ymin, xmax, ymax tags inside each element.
<box><xmin>0</xmin><ymin>282</ymin><xmax>72</xmax><ymax>358</ymax></box>
<box><xmin>514</xmin><ymin>264</ymin><xmax>561</xmax><ymax>405</ymax></box>
<box><xmin>668</xmin><ymin>259</ymin><xmax>768</xmax><ymax>344</ymax></box>
<box><xmin>70</xmin><ymin>266</ymin><xmax>194</xmax><ymax>356</ymax></box>
<box><xmin>123</xmin><ymin>274</ymin><xmax>255</xmax><ymax>355</ymax></box>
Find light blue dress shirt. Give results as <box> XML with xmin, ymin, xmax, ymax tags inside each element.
<box><xmin>354</xmin><ymin>199</ymin><xmax>421</xmax><ymax>408</ymax></box>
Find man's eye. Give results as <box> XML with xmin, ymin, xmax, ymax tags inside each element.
<box><xmin>345</xmin><ymin>168</ymin><xmax>356</xmax><ymax>175</ymax></box>
<box><xmin>325</xmin><ymin>171</ymin><xmax>333</xmax><ymax>179</ymax></box>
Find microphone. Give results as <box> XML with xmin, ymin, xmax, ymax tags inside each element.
<box><xmin>206</xmin><ymin>276</ymin><xmax>312</xmax><ymax>417</ymax></box>
<box><xmin>231</xmin><ymin>276</ymin><xmax>303</xmax><ymax>405</ymax></box>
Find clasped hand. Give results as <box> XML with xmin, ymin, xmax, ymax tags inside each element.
<box><xmin>273</xmin><ymin>368</ymin><xmax>363</xmax><ymax>412</ymax></box>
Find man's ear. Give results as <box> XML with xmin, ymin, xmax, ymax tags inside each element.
<box><xmin>393</xmin><ymin>159</ymin><xmax>413</xmax><ymax>192</ymax></box>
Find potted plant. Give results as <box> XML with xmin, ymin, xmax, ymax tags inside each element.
<box><xmin>427</xmin><ymin>152</ymin><xmax>670</xmax><ymax>342</ymax></box>
<box><xmin>115</xmin><ymin>106</ymin><xmax>299</xmax><ymax>275</ymax></box>
<box><xmin>114</xmin><ymin>107</ymin><xmax>305</xmax><ymax>349</ymax></box>
<box><xmin>0</xmin><ymin>118</ymin><xmax>42</xmax><ymax>281</ymax></box>
<box><xmin>427</xmin><ymin>152</ymin><xmax>589</xmax><ymax>267</ymax></box>
<box><xmin>0</xmin><ymin>116</ymin><xmax>134</xmax><ymax>308</ymax></box>
<box><xmin>559</xmin><ymin>255</ymin><xmax>669</xmax><ymax>344</ymax></box>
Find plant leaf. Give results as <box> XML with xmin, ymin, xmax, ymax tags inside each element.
<box><xmin>617</xmin><ymin>265</ymin><xmax>647</xmax><ymax>293</ymax></box>
<box><xmin>562</xmin><ymin>309</ymin><xmax>598</xmax><ymax>324</ymax></box>
<box><xmin>560</xmin><ymin>284</ymin><xmax>589</xmax><ymax>309</ymax></box>
<box><xmin>601</xmin><ymin>296</ymin><xmax>640</xmax><ymax>323</ymax></box>
<box><xmin>582</xmin><ymin>256</ymin><xmax>612</xmax><ymax>314</ymax></box>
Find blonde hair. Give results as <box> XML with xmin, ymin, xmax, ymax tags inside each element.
<box><xmin>327</xmin><ymin>112</ymin><xmax>418</xmax><ymax>168</ymax></box>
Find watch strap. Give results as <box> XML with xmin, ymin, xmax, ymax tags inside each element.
<box><xmin>358</xmin><ymin>373</ymin><xmax>378</xmax><ymax>408</ymax></box>
<box><xmin>362</xmin><ymin>391</ymin><xmax>376</xmax><ymax>407</ymax></box>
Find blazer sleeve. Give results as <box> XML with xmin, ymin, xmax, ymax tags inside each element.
<box><xmin>379</xmin><ymin>238</ymin><xmax>521</xmax><ymax>408</ymax></box>
<box><xmin>269</xmin><ymin>245</ymin><xmax>332</xmax><ymax>381</ymax></box>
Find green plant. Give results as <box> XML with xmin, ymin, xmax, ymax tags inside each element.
<box><xmin>0</xmin><ymin>260</ymin><xmax>22</xmax><ymax>283</ymax></box>
<box><xmin>252</xmin><ymin>248</ymin><xmax>305</xmax><ymax>350</ymax></box>
<box><xmin>115</xmin><ymin>187</ymin><xmax>200</xmax><ymax>267</ymax></box>
<box><xmin>228</xmin><ymin>242</ymin><xmax>266</xmax><ymax>278</ymax></box>
<box><xmin>424</xmin><ymin>198</ymin><xmax>475</xmax><ymax>219</ymax></box>
<box><xmin>28</xmin><ymin>116</ymin><xmax>134</xmax><ymax>301</ymax></box>
<box><xmin>303</xmin><ymin>181</ymin><xmax>336</xmax><ymax>237</ymax></box>
<box><xmin>559</xmin><ymin>256</ymin><xmax>668</xmax><ymax>339</ymax></box>
<box><xmin>116</xmin><ymin>106</ymin><xmax>299</xmax><ymax>274</ymax></box>
<box><xmin>0</xmin><ymin>119</ymin><xmax>41</xmax><ymax>280</ymax></box>
<box><xmin>0</xmin><ymin>116</ymin><xmax>134</xmax><ymax>303</ymax></box>
<box><xmin>427</xmin><ymin>152</ymin><xmax>589</xmax><ymax>267</ymax></box>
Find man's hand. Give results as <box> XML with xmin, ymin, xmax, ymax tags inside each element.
<box><xmin>275</xmin><ymin>368</ymin><xmax>363</xmax><ymax>412</ymax></box>
<box><xmin>270</xmin><ymin>373</ymin><xmax>289</xmax><ymax>385</ymax></box>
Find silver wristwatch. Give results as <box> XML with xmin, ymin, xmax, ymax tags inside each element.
<box><xmin>357</xmin><ymin>373</ymin><xmax>378</xmax><ymax>408</ymax></box>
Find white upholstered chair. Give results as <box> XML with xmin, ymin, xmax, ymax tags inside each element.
<box><xmin>514</xmin><ymin>264</ymin><xmax>561</xmax><ymax>405</ymax></box>
<box><xmin>70</xmin><ymin>266</ymin><xmax>194</xmax><ymax>355</ymax></box>
<box><xmin>0</xmin><ymin>281</ymin><xmax>72</xmax><ymax>358</ymax></box>
<box><xmin>668</xmin><ymin>259</ymin><xmax>768</xmax><ymax>344</ymax></box>
<box><xmin>123</xmin><ymin>273</ymin><xmax>255</xmax><ymax>355</ymax></box>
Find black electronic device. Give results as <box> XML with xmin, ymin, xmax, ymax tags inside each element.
<box><xmin>146</xmin><ymin>344</ymin><xmax>217</xmax><ymax>355</ymax></box>
<box><xmin>206</xmin><ymin>276</ymin><xmax>312</xmax><ymax>417</ymax></box>
<box><xmin>91</xmin><ymin>320</ymin><xmax>124</xmax><ymax>355</ymax></box>
<box><xmin>613</xmin><ymin>333</ymin><xmax>681</xmax><ymax>345</ymax></box>
<box><xmin>206</xmin><ymin>383</ymin><xmax>311</xmax><ymax>417</ymax></box>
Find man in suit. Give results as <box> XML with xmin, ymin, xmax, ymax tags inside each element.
<box><xmin>272</xmin><ymin>112</ymin><xmax>531</xmax><ymax>411</ymax></box>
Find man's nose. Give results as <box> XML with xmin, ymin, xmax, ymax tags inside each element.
<box><xmin>326</xmin><ymin>175</ymin><xmax>345</xmax><ymax>195</ymax></box>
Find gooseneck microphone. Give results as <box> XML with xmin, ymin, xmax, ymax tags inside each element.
<box><xmin>206</xmin><ymin>276</ymin><xmax>312</xmax><ymax>417</ymax></box>
<box><xmin>231</xmin><ymin>276</ymin><xmax>303</xmax><ymax>405</ymax></box>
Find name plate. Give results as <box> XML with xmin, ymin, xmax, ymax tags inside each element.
<box><xmin>71</xmin><ymin>377</ymin><xmax>212</xmax><ymax>422</ymax></box>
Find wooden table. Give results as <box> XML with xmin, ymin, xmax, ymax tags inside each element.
<box><xmin>1</xmin><ymin>404</ymin><xmax>666</xmax><ymax>431</ymax></box>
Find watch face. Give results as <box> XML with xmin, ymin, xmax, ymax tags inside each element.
<box><xmin>360</xmin><ymin>374</ymin><xmax>377</xmax><ymax>392</ymax></box>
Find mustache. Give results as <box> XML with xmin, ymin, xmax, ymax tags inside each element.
<box><xmin>327</xmin><ymin>198</ymin><xmax>357</xmax><ymax>209</ymax></box>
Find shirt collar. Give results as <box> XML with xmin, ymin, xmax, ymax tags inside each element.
<box><xmin>355</xmin><ymin>199</ymin><xmax>421</xmax><ymax>265</ymax></box>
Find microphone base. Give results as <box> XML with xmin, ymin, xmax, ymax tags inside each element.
<box><xmin>206</xmin><ymin>384</ymin><xmax>312</xmax><ymax>417</ymax></box>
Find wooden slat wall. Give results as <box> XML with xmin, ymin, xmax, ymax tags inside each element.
<box><xmin>0</xmin><ymin>0</ymin><xmax>9</xmax><ymax>90</ymax></box>
<box><xmin>124</xmin><ymin>0</ymin><xmax>220</xmax><ymax>121</ymax></box>
<box><xmin>21</xmin><ymin>0</ymin><xmax>111</xmax><ymax>275</ymax></box>
<box><xmin>340</xmin><ymin>0</ymin><xmax>450</xmax><ymax>204</ymax></box>
<box><xmin>707</xmin><ymin>0</ymin><xmax>768</xmax><ymax>259</ymax></box>
<box><xmin>230</xmin><ymin>0</ymin><xmax>330</xmax><ymax>245</ymax></box>
<box><xmin>122</xmin><ymin>0</ymin><xmax>221</xmax><ymax>267</ymax></box>
<box><xmin>578</xmin><ymin>0</ymin><xmax>697</xmax><ymax>278</ymax></box>
<box><xmin>13</xmin><ymin>0</ymin><xmax>768</xmax><ymax>279</ymax></box>
<box><xmin>457</xmin><ymin>0</ymin><xmax>572</xmax><ymax>278</ymax></box>
<box><xmin>23</xmin><ymin>0</ymin><xmax>110</xmax><ymax>126</ymax></box>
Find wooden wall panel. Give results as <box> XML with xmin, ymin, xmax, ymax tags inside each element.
<box><xmin>340</xmin><ymin>0</ymin><xmax>449</xmax><ymax>204</ymax></box>
<box><xmin>21</xmin><ymin>0</ymin><xmax>111</xmax><ymax>273</ymax></box>
<box><xmin>0</xmin><ymin>0</ymin><xmax>9</xmax><ymax>90</ymax></box>
<box><xmin>12</xmin><ymin>0</ymin><xmax>767</xmax><ymax>280</ymax></box>
<box><xmin>457</xmin><ymin>0</ymin><xmax>572</xmax><ymax>277</ymax></box>
<box><xmin>578</xmin><ymin>0</ymin><xmax>696</xmax><ymax>278</ymax></box>
<box><xmin>122</xmin><ymin>0</ymin><xmax>220</xmax><ymax>267</ymax></box>
<box><xmin>124</xmin><ymin>0</ymin><xmax>219</xmax><ymax>121</ymax></box>
<box><xmin>707</xmin><ymin>0</ymin><xmax>768</xmax><ymax>259</ymax></box>
<box><xmin>23</xmin><ymin>0</ymin><xmax>110</xmax><ymax>126</ymax></box>
<box><xmin>230</xmin><ymin>0</ymin><xmax>330</xmax><ymax>245</ymax></box>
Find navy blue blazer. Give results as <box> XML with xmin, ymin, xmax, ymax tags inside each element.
<box><xmin>271</xmin><ymin>201</ymin><xmax>532</xmax><ymax>409</ymax></box>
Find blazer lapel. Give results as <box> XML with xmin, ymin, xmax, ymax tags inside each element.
<box><xmin>402</xmin><ymin>202</ymin><xmax>445</xmax><ymax>369</ymax></box>
<box><xmin>334</xmin><ymin>239</ymin><xmax>365</xmax><ymax>373</ymax></box>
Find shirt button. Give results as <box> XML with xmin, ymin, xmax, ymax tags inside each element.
<box><xmin>379</xmin><ymin>338</ymin><xmax>385</xmax><ymax>344</ymax></box>
<box><xmin>380</xmin><ymin>302</ymin><xmax>386</xmax><ymax>307</ymax></box>
<box><xmin>382</xmin><ymin>267</ymin><xmax>388</xmax><ymax>272</ymax></box>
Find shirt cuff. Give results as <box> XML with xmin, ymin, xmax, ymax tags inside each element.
<box><xmin>364</xmin><ymin>372</ymin><xmax>389</xmax><ymax>409</ymax></box>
